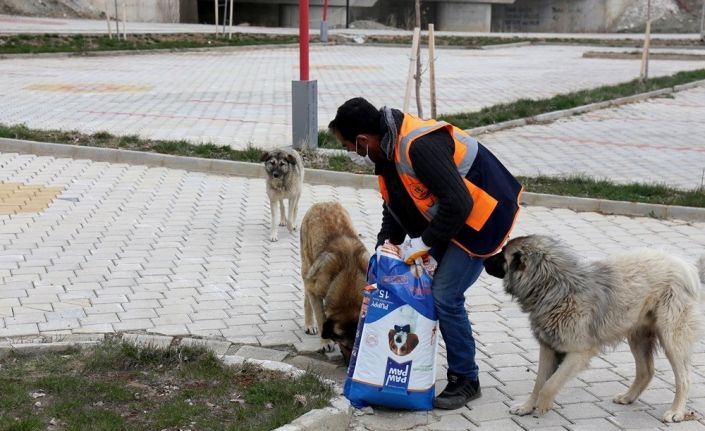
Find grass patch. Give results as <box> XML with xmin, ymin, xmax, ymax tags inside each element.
<box><xmin>0</xmin><ymin>340</ymin><xmax>333</xmax><ymax>431</ymax></box>
<box><xmin>0</xmin><ymin>33</ymin><xmax>298</xmax><ymax>55</ymax></box>
<box><xmin>439</xmin><ymin>68</ymin><xmax>705</xmax><ymax>129</ymax></box>
<box><xmin>0</xmin><ymin>123</ymin><xmax>372</xmax><ymax>174</ymax></box>
<box><xmin>519</xmin><ymin>175</ymin><xmax>705</xmax><ymax>208</ymax></box>
<box><xmin>2</xmin><ymin>33</ymin><xmax>700</xmax><ymax>57</ymax></box>
<box><xmin>2</xmin><ymin>121</ymin><xmax>703</xmax><ymax>208</ymax></box>
<box><xmin>349</xmin><ymin>34</ymin><xmax>704</xmax><ymax>49</ymax></box>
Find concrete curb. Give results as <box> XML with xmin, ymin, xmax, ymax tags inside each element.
<box><xmin>480</xmin><ymin>41</ymin><xmax>533</xmax><ymax>50</ymax></box>
<box><xmin>2</xmin><ymin>137</ymin><xmax>705</xmax><ymax>222</ymax></box>
<box><xmin>0</xmin><ymin>333</ymin><xmax>351</xmax><ymax>431</ymax></box>
<box><xmin>522</xmin><ymin>192</ymin><xmax>705</xmax><ymax>223</ymax></box>
<box><xmin>0</xmin><ymin>137</ymin><xmax>380</xmax><ymax>188</ymax></box>
<box><xmin>466</xmin><ymin>78</ymin><xmax>705</xmax><ymax>136</ymax></box>
<box><xmin>582</xmin><ymin>51</ymin><xmax>705</xmax><ymax>61</ymax></box>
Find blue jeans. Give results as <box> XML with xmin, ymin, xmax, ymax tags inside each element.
<box><xmin>430</xmin><ymin>242</ymin><xmax>484</xmax><ymax>380</ymax></box>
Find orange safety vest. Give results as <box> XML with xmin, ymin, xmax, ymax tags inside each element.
<box><xmin>378</xmin><ymin>113</ymin><xmax>523</xmax><ymax>257</ymax></box>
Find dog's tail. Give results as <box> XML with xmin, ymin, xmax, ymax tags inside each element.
<box><xmin>698</xmin><ymin>255</ymin><xmax>705</xmax><ymax>285</ymax></box>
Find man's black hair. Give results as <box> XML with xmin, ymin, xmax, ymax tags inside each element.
<box><xmin>328</xmin><ymin>97</ymin><xmax>381</xmax><ymax>143</ymax></box>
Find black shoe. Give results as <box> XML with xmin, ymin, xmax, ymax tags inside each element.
<box><xmin>433</xmin><ymin>373</ymin><xmax>481</xmax><ymax>410</ymax></box>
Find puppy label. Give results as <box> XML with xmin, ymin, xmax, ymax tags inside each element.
<box><xmin>384</xmin><ymin>358</ymin><xmax>411</xmax><ymax>392</ymax></box>
<box><xmin>370</xmin><ymin>290</ymin><xmax>392</xmax><ymax>311</ymax></box>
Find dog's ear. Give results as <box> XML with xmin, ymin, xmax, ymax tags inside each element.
<box><xmin>510</xmin><ymin>251</ymin><xmax>526</xmax><ymax>272</ymax></box>
<box><xmin>259</xmin><ymin>152</ymin><xmax>270</xmax><ymax>162</ymax></box>
<box><xmin>306</xmin><ymin>251</ymin><xmax>338</xmax><ymax>281</ymax></box>
<box><xmin>408</xmin><ymin>333</ymin><xmax>419</xmax><ymax>349</ymax></box>
<box><xmin>286</xmin><ymin>154</ymin><xmax>297</xmax><ymax>165</ymax></box>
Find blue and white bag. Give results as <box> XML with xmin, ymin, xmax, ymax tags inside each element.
<box><xmin>344</xmin><ymin>243</ymin><xmax>439</xmax><ymax>411</ymax></box>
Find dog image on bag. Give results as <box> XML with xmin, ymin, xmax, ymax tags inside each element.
<box><xmin>483</xmin><ymin>235</ymin><xmax>705</xmax><ymax>423</ymax></box>
<box><xmin>260</xmin><ymin>148</ymin><xmax>303</xmax><ymax>242</ymax></box>
<box><xmin>388</xmin><ymin>325</ymin><xmax>419</xmax><ymax>356</ymax></box>
<box><xmin>388</xmin><ymin>304</ymin><xmax>420</xmax><ymax>356</ymax></box>
<box><xmin>299</xmin><ymin>201</ymin><xmax>369</xmax><ymax>364</ymax></box>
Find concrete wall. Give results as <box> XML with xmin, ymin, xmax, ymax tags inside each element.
<box><xmin>84</xmin><ymin>0</ymin><xmax>184</xmax><ymax>23</ymax></box>
<box><xmin>437</xmin><ymin>3</ymin><xmax>492</xmax><ymax>31</ymax></box>
<box><xmin>491</xmin><ymin>0</ymin><xmax>631</xmax><ymax>32</ymax></box>
<box><xmin>280</xmin><ymin>5</ymin><xmax>349</xmax><ymax>27</ymax></box>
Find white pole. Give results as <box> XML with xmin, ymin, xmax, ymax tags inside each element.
<box><xmin>228</xmin><ymin>0</ymin><xmax>235</xmax><ymax>39</ymax></box>
<box><xmin>105</xmin><ymin>0</ymin><xmax>112</xmax><ymax>39</ymax></box>
<box><xmin>114</xmin><ymin>0</ymin><xmax>120</xmax><ymax>38</ymax></box>
<box><xmin>429</xmin><ymin>23</ymin><xmax>437</xmax><ymax>119</ymax></box>
<box><xmin>640</xmin><ymin>0</ymin><xmax>652</xmax><ymax>83</ymax></box>
<box><xmin>214</xmin><ymin>0</ymin><xmax>219</xmax><ymax>37</ymax></box>
<box><xmin>403</xmin><ymin>27</ymin><xmax>421</xmax><ymax>113</ymax></box>
<box><xmin>122</xmin><ymin>0</ymin><xmax>127</xmax><ymax>40</ymax></box>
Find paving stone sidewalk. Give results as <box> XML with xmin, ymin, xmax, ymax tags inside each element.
<box><xmin>0</xmin><ymin>152</ymin><xmax>704</xmax><ymax>430</ymax></box>
<box><xmin>1</xmin><ymin>43</ymin><xmax>704</xmax><ymax>149</ymax></box>
<box><xmin>480</xmin><ymin>85</ymin><xmax>705</xmax><ymax>191</ymax></box>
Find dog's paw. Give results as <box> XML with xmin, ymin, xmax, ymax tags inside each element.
<box><xmin>509</xmin><ymin>403</ymin><xmax>535</xmax><ymax>416</ymax></box>
<box><xmin>662</xmin><ymin>410</ymin><xmax>685</xmax><ymax>423</ymax></box>
<box><xmin>269</xmin><ymin>232</ymin><xmax>278</xmax><ymax>242</ymax></box>
<box><xmin>304</xmin><ymin>326</ymin><xmax>318</xmax><ymax>335</ymax></box>
<box><xmin>318</xmin><ymin>339</ymin><xmax>335</xmax><ymax>353</ymax></box>
<box><xmin>287</xmin><ymin>223</ymin><xmax>297</xmax><ymax>233</ymax></box>
<box><xmin>279</xmin><ymin>220</ymin><xmax>287</xmax><ymax>227</ymax></box>
<box><xmin>613</xmin><ymin>393</ymin><xmax>635</xmax><ymax>405</ymax></box>
<box><xmin>534</xmin><ymin>398</ymin><xmax>553</xmax><ymax>417</ymax></box>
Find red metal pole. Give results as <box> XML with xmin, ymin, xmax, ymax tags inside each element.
<box><xmin>323</xmin><ymin>0</ymin><xmax>328</xmax><ymax>21</ymax></box>
<box><xmin>299</xmin><ymin>0</ymin><xmax>309</xmax><ymax>81</ymax></box>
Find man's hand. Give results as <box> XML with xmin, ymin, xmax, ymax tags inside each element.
<box><xmin>400</xmin><ymin>237</ymin><xmax>430</xmax><ymax>264</ymax></box>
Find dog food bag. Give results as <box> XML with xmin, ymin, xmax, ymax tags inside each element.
<box><xmin>344</xmin><ymin>243</ymin><xmax>439</xmax><ymax>411</ymax></box>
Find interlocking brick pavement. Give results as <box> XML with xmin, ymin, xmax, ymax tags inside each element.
<box><xmin>1</xmin><ymin>44</ymin><xmax>703</xmax><ymax>149</ymax></box>
<box><xmin>0</xmin><ymin>152</ymin><xmax>704</xmax><ymax>429</ymax></box>
<box><xmin>481</xmin><ymin>86</ymin><xmax>705</xmax><ymax>191</ymax></box>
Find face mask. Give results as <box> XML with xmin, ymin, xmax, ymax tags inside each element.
<box><xmin>347</xmin><ymin>139</ymin><xmax>376</xmax><ymax>168</ymax></box>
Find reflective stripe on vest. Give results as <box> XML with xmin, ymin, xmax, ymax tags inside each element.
<box><xmin>394</xmin><ymin>113</ymin><xmax>497</xmax><ymax>232</ymax></box>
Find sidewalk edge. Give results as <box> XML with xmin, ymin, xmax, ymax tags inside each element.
<box><xmin>1</xmin><ymin>137</ymin><xmax>703</xmax><ymax>222</ymax></box>
<box><xmin>465</xmin><ymin>79</ymin><xmax>705</xmax><ymax>136</ymax></box>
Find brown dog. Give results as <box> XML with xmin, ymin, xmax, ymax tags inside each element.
<box><xmin>300</xmin><ymin>201</ymin><xmax>369</xmax><ymax>364</ymax></box>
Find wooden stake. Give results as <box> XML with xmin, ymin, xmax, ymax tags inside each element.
<box><xmin>429</xmin><ymin>24</ymin><xmax>437</xmax><ymax>119</ymax></box>
<box><xmin>228</xmin><ymin>0</ymin><xmax>235</xmax><ymax>39</ymax></box>
<box><xmin>404</xmin><ymin>27</ymin><xmax>421</xmax><ymax>113</ymax></box>
<box><xmin>105</xmin><ymin>0</ymin><xmax>112</xmax><ymax>39</ymax></box>
<box><xmin>640</xmin><ymin>0</ymin><xmax>652</xmax><ymax>83</ymax></box>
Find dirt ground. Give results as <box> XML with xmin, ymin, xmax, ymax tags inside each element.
<box><xmin>615</xmin><ymin>0</ymin><xmax>704</xmax><ymax>33</ymax></box>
